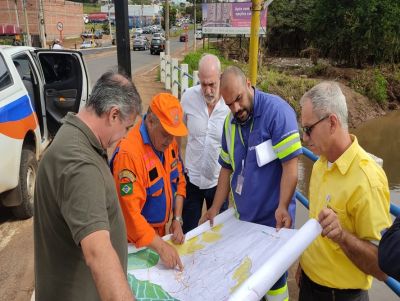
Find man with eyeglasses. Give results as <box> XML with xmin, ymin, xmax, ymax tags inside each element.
<box><xmin>200</xmin><ymin>66</ymin><xmax>302</xmax><ymax>301</ymax></box>
<box><xmin>296</xmin><ymin>81</ymin><xmax>391</xmax><ymax>301</ymax></box>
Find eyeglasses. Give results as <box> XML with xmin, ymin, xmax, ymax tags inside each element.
<box><xmin>302</xmin><ymin>115</ymin><xmax>330</xmax><ymax>136</ymax></box>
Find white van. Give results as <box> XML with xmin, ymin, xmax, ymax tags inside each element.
<box><xmin>0</xmin><ymin>46</ymin><xmax>90</xmax><ymax>218</ymax></box>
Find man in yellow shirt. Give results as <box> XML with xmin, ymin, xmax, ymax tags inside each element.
<box><xmin>297</xmin><ymin>81</ymin><xmax>391</xmax><ymax>301</ymax></box>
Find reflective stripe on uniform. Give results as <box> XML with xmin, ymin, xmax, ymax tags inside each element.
<box><xmin>224</xmin><ymin>114</ymin><xmax>236</xmax><ymax>171</ymax></box>
<box><xmin>220</xmin><ymin>149</ymin><xmax>231</xmax><ymax>165</ymax></box>
<box><xmin>272</xmin><ymin>132</ymin><xmax>301</xmax><ymax>160</ymax></box>
<box><xmin>265</xmin><ymin>283</ymin><xmax>289</xmax><ymax>301</ymax></box>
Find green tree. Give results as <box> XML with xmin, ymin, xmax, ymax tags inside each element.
<box><xmin>267</xmin><ymin>0</ymin><xmax>315</xmax><ymax>56</ymax></box>
<box><xmin>184</xmin><ymin>1</ymin><xmax>202</xmax><ymax>23</ymax></box>
<box><xmin>161</xmin><ymin>3</ymin><xmax>177</xmax><ymax>30</ymax></box>
<box><xmin>308</xmin><ymin>0</ymin><xmax>400</xmax><ymax>66</ymax></box>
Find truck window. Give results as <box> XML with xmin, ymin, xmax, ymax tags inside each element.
<box><xmin>39</xmin><ymin>54</ymin><xmax>76</xmax><ymax>84</ymax></box>
<box><xmin>0</xmin><ymin>54</ymin><xmax>13</xmax><ymax>91</ymax></box>
<box><xmin>13</xmin><ymin>54</ymin><xmax>39</xmax><ymax>112</ymax></box>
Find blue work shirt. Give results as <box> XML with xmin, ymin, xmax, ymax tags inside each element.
<box><xmin>218</xmin><ymin>88</ymin><xmax>302</xmax><ymax>227</ymax></box>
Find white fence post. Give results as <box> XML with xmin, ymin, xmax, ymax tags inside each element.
<box><xmin>165</xmin><ymin>55</ymin><xmax>171</xmax><ymax>90</ymax></box>
<box><xmin>193</xmin><ymin>70</ymin><xmax>199</xmax><ymax>87</ymax></box>
<box><xmin>181</xmin><ymin>63</ymin><xmax>188</xmax><ymax>97</ymax></box>
<box><xmin>160</xmin><ymin>52</ymin><xmax>166</xmax><ymax>83</ymax></box>
<box><xmin>172</xmin><ymin>58</ymin><xmax>179</xmax><ymax>98</ymax></box>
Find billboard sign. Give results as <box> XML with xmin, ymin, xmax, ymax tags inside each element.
<box><xmin>202</xmin><ymin>2</ymin><xmax>267</xmax><ymax>35</ymax></box>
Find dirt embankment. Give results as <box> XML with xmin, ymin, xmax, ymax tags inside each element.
<box><xmin>340</xmin><ymin>84</ymin><xmax>385</xmax><ymax>128</ymax></box>
<box><xmin>266</xmin><ymin>57</ymin><xmax>397</xmax><ymax>128</ymax></box>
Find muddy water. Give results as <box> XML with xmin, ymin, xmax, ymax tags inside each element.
<box><xmin>352</xmin><ymin>110</ymin><xmax>400</xmax><ymax>208</ymax></box>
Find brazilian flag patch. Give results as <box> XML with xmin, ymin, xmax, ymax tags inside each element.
<box><xmin>120</xmin><ymin>182</ymin><xmax>133</xmax><ymax>196</ymax></box>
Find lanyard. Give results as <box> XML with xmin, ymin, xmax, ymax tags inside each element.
<box><xmin>238</xmin><ymin>119</ymin><xmax>254</xmax><ymax>148</ymax></box>
<box><xmin>237</xmin><ymin>118</ymin><xmax>254</xmax><ymax>174</ymax></box>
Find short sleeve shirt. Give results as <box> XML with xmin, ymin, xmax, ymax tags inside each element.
<box><xmin>300</xmin><ymin>136</ymin><xmax>391</xmax><ymax>289</ymax></box>
<box><xmin>218</xmin><ymin>89</ymin><xmax>302</xmax><ymax>226</ymax></box>
<box><xmin>34</xmin><ymin>113</ymin><xmax>128</xmax><ymax>301</ymax></box>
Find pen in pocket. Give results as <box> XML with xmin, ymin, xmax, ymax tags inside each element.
<box><xmin>325</xmin><ymin>194</ymin><xmax>331</xmax><ymax>208</ymax></box>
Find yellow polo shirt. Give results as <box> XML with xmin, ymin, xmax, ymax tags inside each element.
<box><xmin>300</xmin><ymin>135</ymin><xmax>391</xmax><ymax>289</ymax></box>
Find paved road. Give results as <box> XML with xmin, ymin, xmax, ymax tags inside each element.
<box><xmin>0</xmin><ymin>32</ymin><xmax>195</xmax><ymax>301</ymax></box>
<box><xmin>85</xmin><ymin>33</ymin><xmax>194</xmax><ymax>85</ymax></box>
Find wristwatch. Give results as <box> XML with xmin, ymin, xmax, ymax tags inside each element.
<box><xmin>173</xmin><ymin>216</ymin><xmax>183</xmax><ymax>226</ymax></box>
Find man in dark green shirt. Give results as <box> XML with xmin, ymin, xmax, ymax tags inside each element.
<box><xmin>34</xmin><ymin>71</ymin><xmax>142</xmax><ymax>301</ymax></box>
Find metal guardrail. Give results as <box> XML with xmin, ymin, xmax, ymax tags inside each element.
<box><xmin>182</xmin><ymin>71</ymin><xmax>193</xmax><ymax>80</ymax></box>
<box><xmin>297</xmin><ymin>146</ymin><xmax>400</xmax><ymax>297</ymax></box>
<box><xmin>159</xmin><ymin>52</ymin><xmax>197</xmax><ymax>98</ymax></box>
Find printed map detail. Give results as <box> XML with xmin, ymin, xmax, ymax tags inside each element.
<box><xmin>127</xmin><ymin>208</ymin><xmax>297</xmax><ymax>301</ymax></box>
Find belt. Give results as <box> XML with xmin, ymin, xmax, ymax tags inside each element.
<box><xmin>302</xmin><ymin>271</ymin><xmax>363</xmax><ymax>295</ymax></box>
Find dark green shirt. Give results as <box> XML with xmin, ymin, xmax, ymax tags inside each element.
<box><xmin>34</xmin><ymin>113</ymin><xmax>127</xmax><ymax>301</ymax></box>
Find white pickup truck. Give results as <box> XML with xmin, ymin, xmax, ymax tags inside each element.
<box><xmin>0</xmin><ymin>46</ymin><xmax>90</xmax><ymax>218</ymax></box>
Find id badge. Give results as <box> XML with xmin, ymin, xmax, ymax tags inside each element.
<box><xmin>235</xmin><ymin>174</ymin><xmax>244</xmax><ymax>195</ymax></box>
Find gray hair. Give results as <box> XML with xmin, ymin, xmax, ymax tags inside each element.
<box><xmin>146</xmin><ymin>107</ymin><xmax>160</xmax><ymax>124</ymax></box>
<box><xmin>198</xmin><ymin>53</ymin><xmax>221</xmax><ymax>74</ymax></box>
<box><xmin>300</xmin><ymin>81</ymin><xmax>348</xmax><ymax>130</ymax></box>
<box><xmin>220</xmin><ymin>65</ymin><xmax>247</xmax><ymax>89</ymax></box>
<box><xmin>86</xmin><ymin>71</ymin><xmax>142</xmax><ymax>120</ymax></box>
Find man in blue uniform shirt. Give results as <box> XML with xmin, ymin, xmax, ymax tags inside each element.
<box><xmin>201</xmin><ymin>66</ymin><xmax>302</xmax><ymax>300</ymax></box>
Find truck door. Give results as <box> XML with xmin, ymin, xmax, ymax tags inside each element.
<box><xmin>34</xmin><ymin>50</ymin><xmax>90</xmax><ymax>136</ymax></box>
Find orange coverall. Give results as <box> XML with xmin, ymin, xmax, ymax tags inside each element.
<box><xmin>111</xmin><ymin>119</ymin><xmax>186</xmax><ymax>248</ymax></box>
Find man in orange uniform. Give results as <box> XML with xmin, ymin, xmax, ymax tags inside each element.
<box><xmin>111</xmin><ymin>93</ymin><xmax>187</xmax><ymax>270</ymax></box>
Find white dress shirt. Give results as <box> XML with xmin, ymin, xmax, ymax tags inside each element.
<box><xmin>181</xmin><ymin>85</ymin><xmax>230</xmax><ymax>189</ymax></box>
<box><xmin>52</xmin><ymin>44</ymin><xmax>63</xmax><ymax>49</ymax></box>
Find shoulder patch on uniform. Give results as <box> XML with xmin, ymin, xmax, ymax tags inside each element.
<box><xmin>118</xmin><ymin>169</ymin><xmax>136</xmax><ymax>183</ymax></box>
<box><xmin>120</xmin><ymin>183</ymin><xmax>133</xmax><ymax>196</ymax></box>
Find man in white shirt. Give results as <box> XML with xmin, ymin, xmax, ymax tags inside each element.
<box><xmin>52</xmin><ymin>39</ymin><xmax>63</xmax><ymax>49</ymax></box>
<box><xmin>180</xmin><ymin>54</ymin><xmax>230</xmax><ymax>233</ymax></box>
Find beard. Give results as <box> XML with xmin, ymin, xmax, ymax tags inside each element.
<box><xmin>204</xmin><ymin>93</ymin><xmax>217</xmax><ymax>104</ymax></box>
<box><xmin>234</xmin><ymin>109</ymin><xmax>249</xmax><ymax>123</ymax></box>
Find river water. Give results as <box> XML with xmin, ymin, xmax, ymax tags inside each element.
<box><xmin>294</xmin><ymin>110</ymin><xmax>400</xmax><ymax>300</ymax></box>
<box><xmin>353</xmin><ymin>110</ymin><xmax>400</xmax><ymax>207</ymax></box>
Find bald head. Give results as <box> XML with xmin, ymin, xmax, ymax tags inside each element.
<box><xmin>219</xmin><ymin>66</ymin><xmax>254</xmax><ymax>124</ymax></box>
<box><xmin>220</xmin><ymin>66</ymin><xmax>247</xmax><ymax>90</ymax></box>
<box><xmin>198</xmin><ymin>54</ymin><xmax>221</xmax><ymax>77</ymax></box>
<box><xmin>198</xmin><ymin>54</ymin><xmax>222</xmax><ymax>105</ymax></box>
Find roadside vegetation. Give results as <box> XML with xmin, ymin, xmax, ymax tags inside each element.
<box><xmin>181</xmin><ymin>48</ymin><xmax>317</xmax><ymax>115</ymax></box>
<box><xmin>83</xmin><ymin>3</ymin><xmax>101</xmax><ymax>14</ymax></box>
<box><xmin>179</xmin><ymin>0</ymin><xmax>400</xmax><ymax>112</ymax></box>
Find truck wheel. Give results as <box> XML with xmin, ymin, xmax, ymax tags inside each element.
<box><xmin>12</xmin><ymin>149</ymin><xmax>37</xmax><ymax>219</ymax></box>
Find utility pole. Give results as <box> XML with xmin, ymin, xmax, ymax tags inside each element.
<box><xmin>107</xmin><ymin>0</ymin><xmax>112</xmax><ymax>41</ymax></box>
<box><xmin>249</xmin><ymin>0</ymin><xmax>273</xmax><ymax>86</ymax></box>
<box><xmin>38</xmin><ymin>0</ymin><xmax>46</xmax><ymax>48</ymax></box>
<box><xmin>115</xmin><ymin>0</ymin><xmax>132</xmax><ymax>77</ymax></box>
<box><xmin>14</xmin><ymin>0</ymin><xmax>20</xmax><ymax>29</ymax></box>
<box><xmin>193</xmin><ymin>0</ymin><xmax>196</xmax><ymax>51</ymax></box>
<box><xmin>22</xmin><ymin>0</ymin><xmax>31</xmax><ymax>46</ymax></box>
<box><xmin>165</xmin><ymin>0</ymin><xmax>170</xmax><ymax>55</ymax></box>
